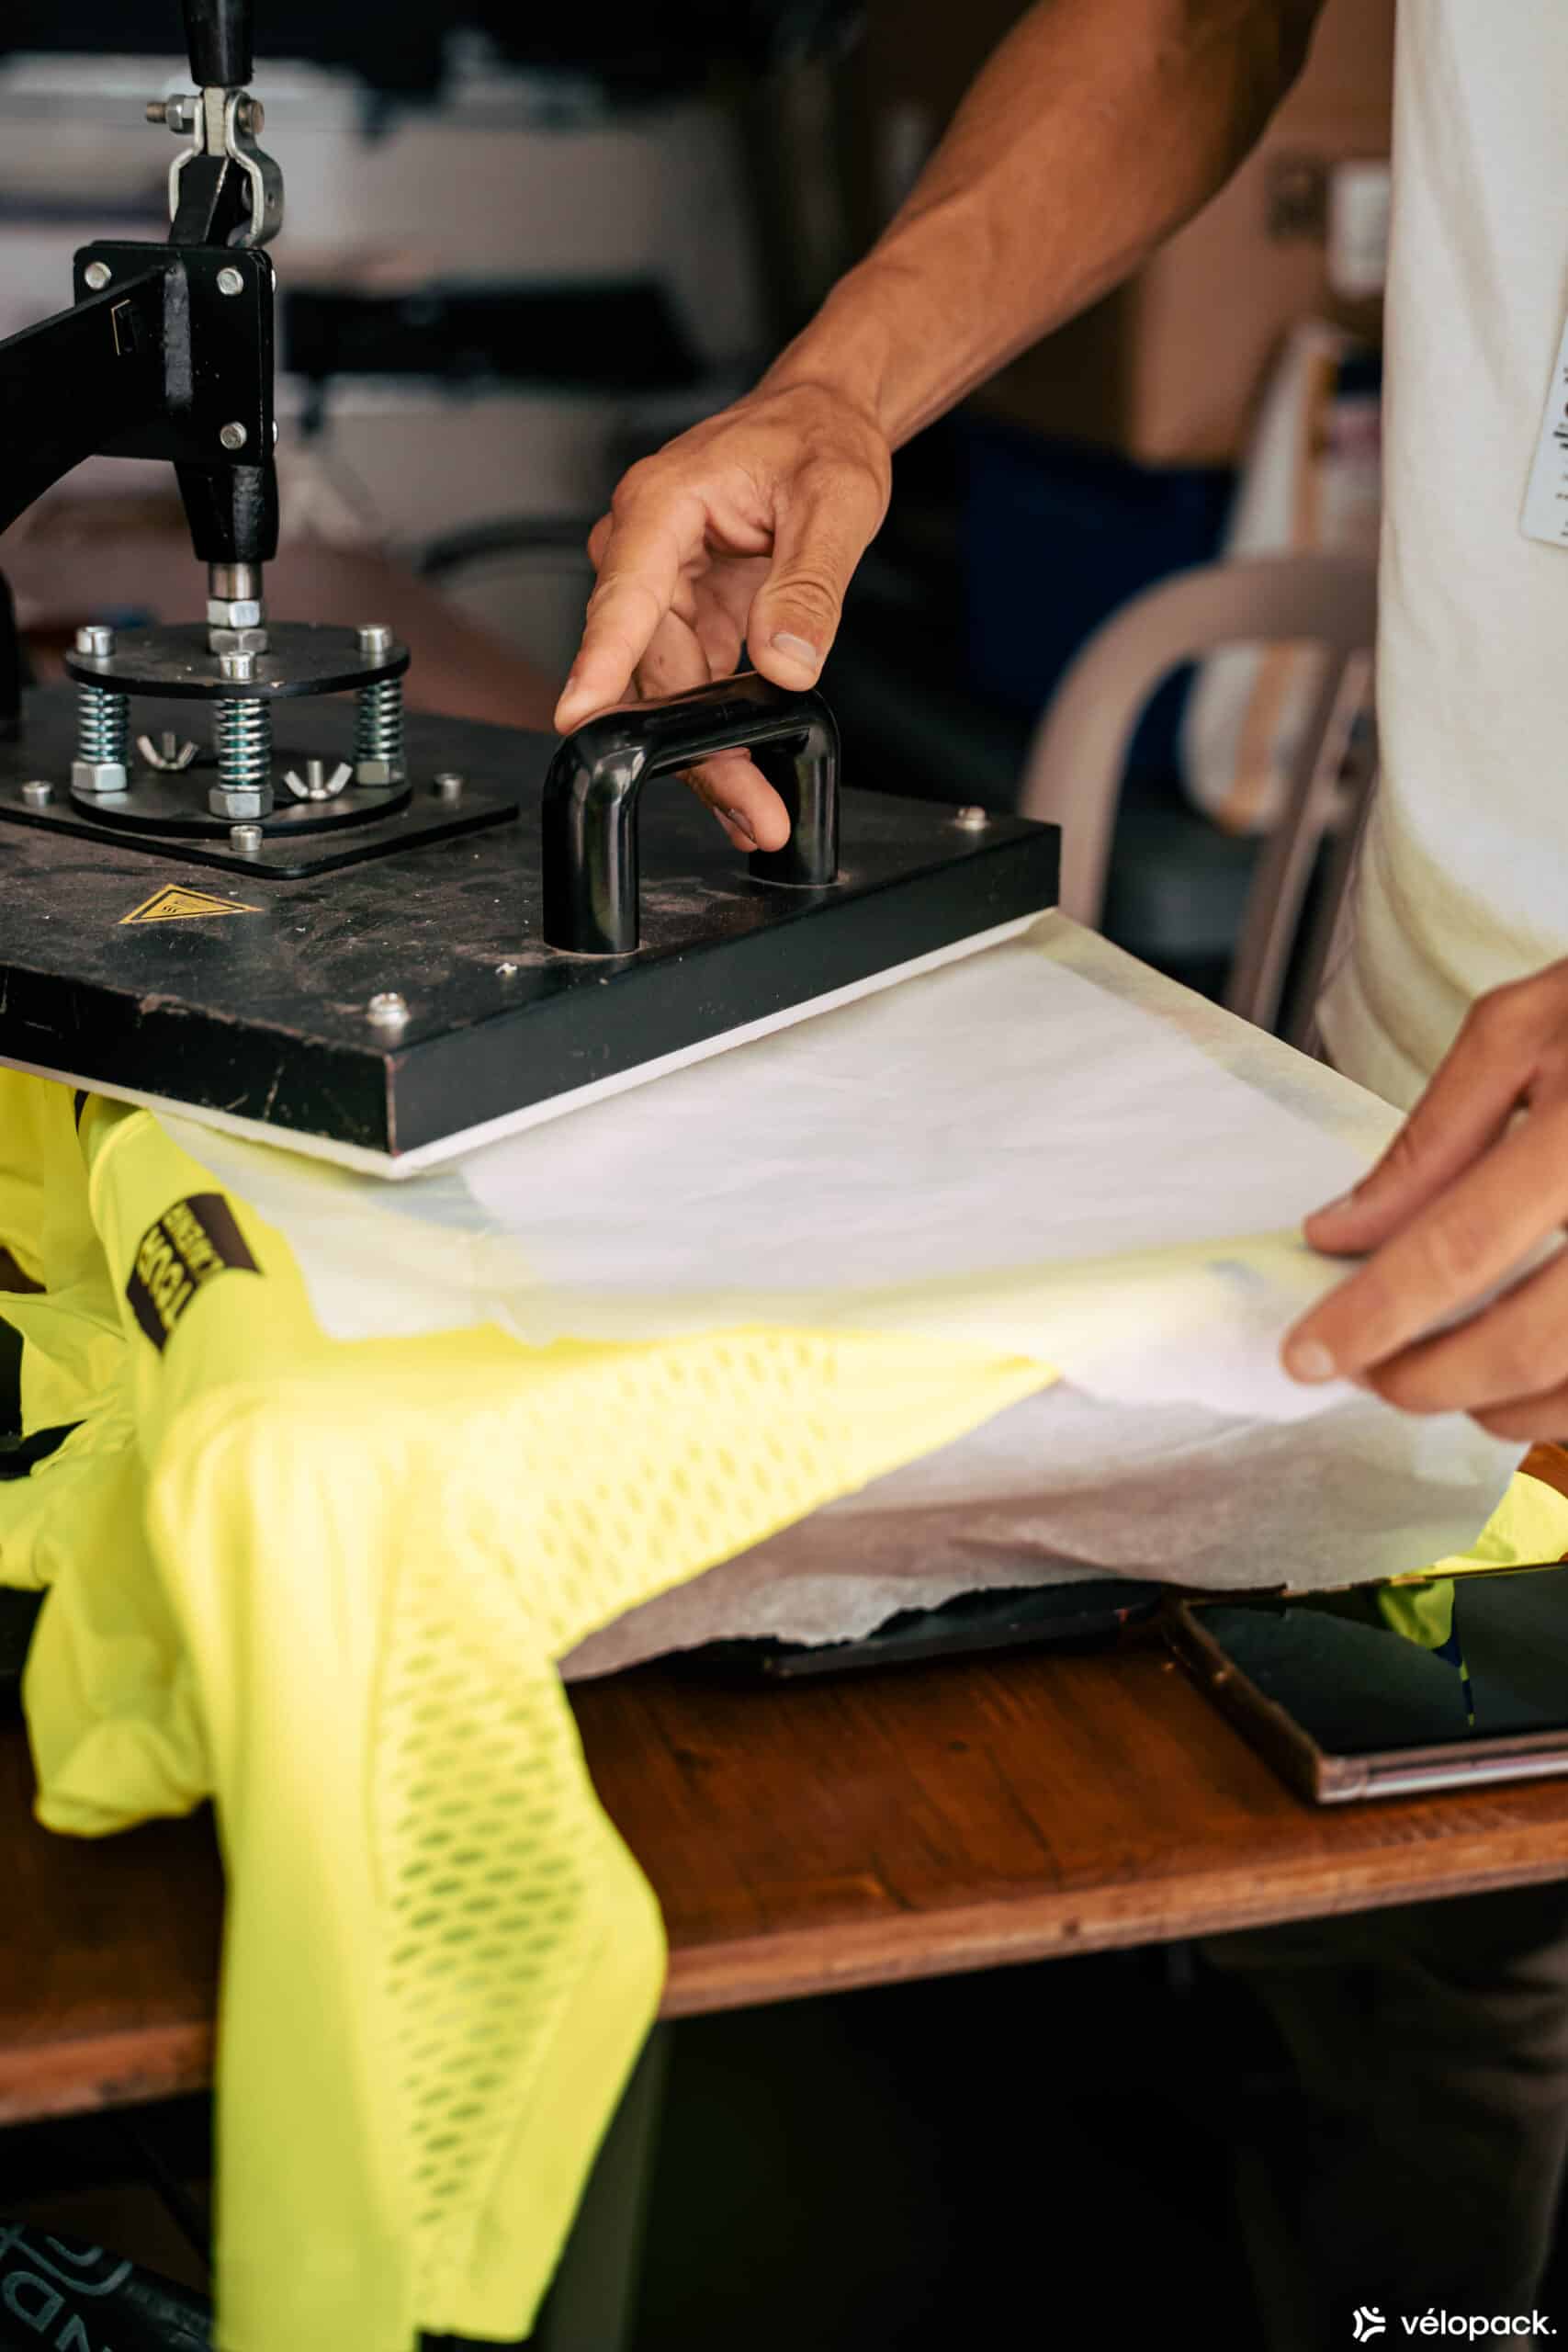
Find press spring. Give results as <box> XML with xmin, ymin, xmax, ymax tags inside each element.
<box><xmin>77</xmin><ymin>681</ymin><xmax>129</xmax><ymax>764</ymax></box>
<box><xmin>215</xmin><ymin>695</ymin><xmax>273</xmax><ymax>789</ymax></box>
<box><xmin>354</xmin><ymin>674</ymin><xmax>405</xmax><ymax>782</ymax></box>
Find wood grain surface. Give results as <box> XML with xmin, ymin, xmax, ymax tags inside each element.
<box><xmin>6</xmin><ymin>1604</ymin><xmax>1568</xmax><ymax>2123</ymax></box>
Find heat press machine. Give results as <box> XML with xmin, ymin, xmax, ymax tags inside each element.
<box><xmin>0</xmin><ymin>0</ymin><xmax>1056</xmax><ymax>1174</ymax></box>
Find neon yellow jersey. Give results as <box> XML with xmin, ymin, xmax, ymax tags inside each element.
<box><xmin>0</xmin><ymin>1072</ymin><xmax>1050</xmax><ymax>2352</ymax></box>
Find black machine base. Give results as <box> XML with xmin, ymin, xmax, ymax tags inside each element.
<box><xmin>0</xmin><ymin>685</ymin><xmax>1060</xmax><ymax>1164</ymax></box>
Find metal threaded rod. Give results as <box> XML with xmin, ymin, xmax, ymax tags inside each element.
<box><xmin>216</xmin><ymin>696</ymin><xmax>272</xmax><ymax>790</ymax></box>
<box><xmin>77</xmin><ymin>681</ymin><xmax>129</xmax><ymax>765</ymax></box>
<box><xmin>355</xmin><ymin>674</ymin><xmax>405</xmax><ymax>781</ymax></box>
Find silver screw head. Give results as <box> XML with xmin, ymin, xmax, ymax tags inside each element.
<box><xmin>218</xmin><ymin>650</ymin><xmax>257</xmax><ymax>683</ymax></box>
<box><xmin>356</xmin><ymin>624</ymin><xmax>395</xmax><ymax>658</ymax></box>
<box><xmin>216</xmin><ymin>266</ymin><xmax>244</xmax><ymax>298</ymax></box>
<box><xmin>230</xmin><ymin>822</ymin><xmax>264</xmax><ymax>854</ymax></box>
<box><xmin>83</xmin><ymin>260</ymin><xmax>112</xmax><ymax>292</ymax></box>
<box><xmin>74</xmin><ymin>623</ymin><xmax>115</xmax><ymax>658</ymax></box>
<box><xmin>953</xmin><ymin>805</ymin><xmax>990</xmax><ymax>832</ymax></box>
<box><xmin>219</xmin><ymin>421</ymin><xmax>248</xmax><ymax>452</ymax></box>
<box><xmin>236</xmin><ymin>96</ymin><xmax>265</xmax><ymax>133</ymax></box>
<box><xmin>367</xmin><ymin>991</ymin><xmax>409</xmax><ymax>1029</ymax></box>
<box><xmin>496</xmin><ymin>961</ymin><xmax>519</xmax><ymax>978</ymax></box>
<box><xmin>21</xmin><ymin>780</ymin><xmax>52</xmax><ymax>808</ymax></box>
<box><xmin>433</xmin><ymin>772</ymin><xmax>464</xmax><ymax>802</ymax></box>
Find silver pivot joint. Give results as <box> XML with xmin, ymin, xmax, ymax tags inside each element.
<box><xmin>154</xmin><ymin>85</ymin><xmax>283</xmax><ymax>249</ymax></box>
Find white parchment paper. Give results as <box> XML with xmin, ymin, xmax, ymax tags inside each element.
<box><xmin>162</xmin><ymin>914</ymin><xmax>1522</xmax><ymax>1658</ymax></box>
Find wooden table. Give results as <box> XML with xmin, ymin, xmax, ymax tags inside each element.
<box><xmin>6</xmin><ymin>1599</ymin><xmax>1568</xmax><ymax>2126</ymax></box>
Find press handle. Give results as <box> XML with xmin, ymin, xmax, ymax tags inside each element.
<box><xmin>183</xmin><ymin>0</ymin><xmax>254</xmax><ymax>86</ymax></box>
<box><xmin>541</xmin><ymin>673</ymin><xmax>840</xmax><ymax>956</ymax></box>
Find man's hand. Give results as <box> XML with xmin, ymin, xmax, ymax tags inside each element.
<box><xmin>554</xmin><ymin>0</ymin><xmax>1324</xmax><ymax>846</ymax></box>
<box><xmin>1283</xmin><ymin>961</ymin><xmax>1568</xmax><ymax>1437</ymax></box>
<box><xmin>553</xmin><ymin>382</ymin><xmax>890</xmax><ymax>853</ymax></box>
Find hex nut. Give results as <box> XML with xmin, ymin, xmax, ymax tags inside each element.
<box><xmin>355</xmin><ymin>759</ymin><xmax>402</xmax><ymax>786</ymax></box>
<box><xmin>209</xmin><ymin>784</ymin><xmax>265</xmax><ymax>820</ymax></box>
<box><xmin>207</xmin><ymin>598</ymin><xmax>265</xmax><ymax>632</ymax></box>
<box><xmin>218</xmin><ymin>650</ymin><xmax>257</xmax><ymax>683</ymax></box>
<box><xmin>209</xmin><ymin>628</ymin><xmax>269</xmax><ymax>660</ymax></box>
<box><xmin>73</xmin><ymin>759</ymin><xmax>129</xmax><ymax>794</ymax></box>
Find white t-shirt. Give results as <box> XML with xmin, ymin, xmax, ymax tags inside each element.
<box><xmin>1316</xmin><ymin>0</ymin><xmax>1568</xmax><ymax>1107</ymax></box>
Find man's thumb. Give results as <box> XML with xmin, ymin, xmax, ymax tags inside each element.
<box><xmin>747</xmin><ymin>467</ymin><xmax>883</xmax><ymax>688</ymax></box>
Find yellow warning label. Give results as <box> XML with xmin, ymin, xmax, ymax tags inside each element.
<box><xmin>119</xmin><ymin>885</ymin><xmax>264</xmax><ymax>926</ymax></box>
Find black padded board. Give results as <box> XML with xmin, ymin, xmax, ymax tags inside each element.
<box><xmin>0</xmin><ymin>686</ymin><xmax>1060</xmax><ymax>1161</ymax></box>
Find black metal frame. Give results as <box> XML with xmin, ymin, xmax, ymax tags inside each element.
<box><xmin>0</xmin><ymin>0</ymin><xmax>276</xmax><ymax>733</ymax></box>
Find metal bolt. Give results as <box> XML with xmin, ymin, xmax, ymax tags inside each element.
<box><xmin>217</xmin><ymin>266</ymin><xmax>244</xmax><ymax>297</ymax></box>
<box><xmin>236</xmin><ymin>96</ymin><xmax>265</xmax><ymax>134</ymax></box>
<box><xmin>496</xmin><ymin>961</ymin><xmax>519</xmax><ymax>978</ymax></box>
<box><xmin>21</xmin><ymin>780</ymin><xmax>52</xmax><ymax>808</ymax></box>
<box><xmin>148</xmin><ymin>94</ymin><xmax>198</xmax><ymax>133</ymax></box>
<box><xmin>357</xmin><ymin>624</ymin><xmax>395</xmax><ymax>659</ymax></box>
<box><xmin>230</xmin><ymin>822</ymin><xmax>264</xmax><ymax>854</ymax></box>
<box><xmin>74</xmin><ymin>624</ymin><xmax>115</xmax><ymax>658</ymax></box>
<box><xmin>367</xmin><ymin>991</ymin><xmax>409</xmax><ymax>1029</ymax></box>
<box><xmin>83</xmin><ymin>260</ymin><xmax>112</xmax><ymax>292</ymax></box>
<box><xmin>953</xmin><ymin>805</ymin><xmax>990</xmax><ymax>832</ymax></box>
<box><xmin>433</xmin><ymin>772</ymin><xmax>464</xmax><ymax>802</ymax></box>
<box><xmin>219</xmin><ymin>422</ymin><xmax>248</xmax><ymax>452</ymax></box>
<box><xmin>218</xmin><ymin>650</ymin><xmax>257</xmax><ymax>683</ymax></box>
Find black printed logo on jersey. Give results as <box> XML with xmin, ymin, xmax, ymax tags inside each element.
<box><xmin>126</xmin><ymin>1193</ymin><xmax>258</xmax><ymax>1350</ymax></box>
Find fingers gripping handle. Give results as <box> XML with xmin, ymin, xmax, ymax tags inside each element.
<box><xmin>542</xmin><ymin>674</ymin><xmax>840</xmax><ymax>955</ymax></box>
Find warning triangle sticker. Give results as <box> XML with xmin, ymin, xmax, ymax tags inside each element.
<box><xmin>119</xmin><ymin>885</ymin><xmax>264</xmax><ymax>926</ymax></box>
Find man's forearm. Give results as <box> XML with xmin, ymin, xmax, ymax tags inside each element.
<box><xmin>766</xmin><ymin>0</ymin><xmax>1324</xmax><ymax>447</ymax></box>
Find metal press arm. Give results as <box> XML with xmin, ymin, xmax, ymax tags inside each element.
<box><xmin>0</xmin><ymin>0</ymin><xmax>283</xmax><ymax>718</ymax></box>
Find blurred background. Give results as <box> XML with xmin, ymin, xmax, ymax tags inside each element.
<box><xmin>0</xmin><ymin>3</ymin><xmax>1407</xmax><ymax>2341</ymax></box>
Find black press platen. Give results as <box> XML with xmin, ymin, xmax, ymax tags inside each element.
<box><xmin>182</xmin><ymin>0</ymin><xmax>254</xmax><ymax>86</ymax></box>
